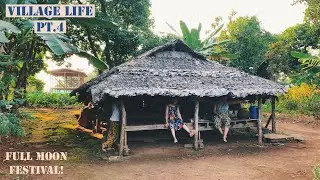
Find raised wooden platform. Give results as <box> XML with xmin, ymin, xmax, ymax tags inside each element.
<box><xmin>125</xmin><ymin>119</ymin><xmax>258</xmax><ymax>132</ymax></box>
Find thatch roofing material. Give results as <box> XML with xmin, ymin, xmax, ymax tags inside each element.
<box><xmin>71</xmin><ymin>40</ymin><xmax>285</xmax><ymax>103</ymax></box>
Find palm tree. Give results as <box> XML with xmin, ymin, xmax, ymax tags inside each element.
<box><xmin>166</xmin><ymin>20</ymin><xmax>235</xmax><ymax>61</ymax></box>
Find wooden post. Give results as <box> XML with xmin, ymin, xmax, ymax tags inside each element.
<box><xmin>194</xmin><ymin>98</ymin><xmax>199</xmax><ymax>150</ymax></box>
<box><xmin>264</xmin><ymin>114</ymin><xmax>272</xmax><ymax>128</ymax></box>
<box><xmin>258</xmin><ymin>97</ymin><xmax>263</xmax><ymax>145</ymax></box>
<box><xmin>271</xmin><ymin>97</ymin><xmax>276</xmax><ymax>133</ymax></box>
<box><xmin>119</xmin><ymin>98</ymin><xmax>127</xmax><ymax>156</ymax></box>
<box><xmin>95</xmin><ymin>119</ymin><xmax>98</xmax><ymax>133</ymax></box>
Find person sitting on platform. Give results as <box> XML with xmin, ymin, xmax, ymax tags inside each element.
<box><xmin>102</xmin><ymin>99</ymin><xmax>121</xmax><ymax>152</ymax></box>
<box><xmin>213</xmin><ymin>97</ymin><xmax>231</xmax><ymax>142</ymax></box>
<box><xmin>165</xmin><ymin>98</ymin><xmax>195</xmax><ymax>143</ymax></box>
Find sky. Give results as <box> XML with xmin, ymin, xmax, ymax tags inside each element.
<box><xmin>38</xmin><ymin>0</ymin><xmax>306</xmax><ymax>91</ymax></box>
<box><xmin>150</xmin><ymin>0</ymin><xmax>306</xmax><ymax>35</ymax></box>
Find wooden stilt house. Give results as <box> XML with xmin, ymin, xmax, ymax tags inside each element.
<box><xmin>71</xmin><ymin>39</ymin><xmax>286</xmax><ymax>155</ymax></box>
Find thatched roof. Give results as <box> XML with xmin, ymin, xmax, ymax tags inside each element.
<box><xmin>71</xmin><ymin>39</ymin><xmax>285</xmax><ymax>102</ymax></box>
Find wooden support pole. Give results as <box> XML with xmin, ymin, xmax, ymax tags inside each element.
<box><xmin>264</xmin><ymin>114</ymin><xmax>272</xmax><ymax>128</ymax></box>
<box><xmin>194</xmin><ymin>98</ymin><xmax>199</xmax><ymax>150</ymax></box>
<box><xmin>95</xmin><ymin>119</ymin><xmax>98</xmax><ymax>133</ymax></box>
<box><xmin>258</xmin><ymin>97</ymin><xmax>263</xmax><ymax>145</ymax></box>
<box><xmin>119</xmin><ymin>98</ymin><xmax>127</xmax><ymax>156</ymax></box>
<box><xmin>271</xmin><ymin>97</ymin><xmax>276</xmax><ymax>133</ymax></box>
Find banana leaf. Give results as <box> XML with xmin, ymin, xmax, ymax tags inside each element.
<box><xmin>77</xmin><ymin>52</ymin><xmax>108</xmax><ymax>71</ymax></box>
<box><xmin>0</xmin><ymin>20</ymin><xmax>21</xmax><ymax>34</ymax></box>
<box><xmin>0</xmin><ymin>54</ymin><xmax>11</xmax><ymax>60</ymax></box>
<box><xmin>199</xmin><ymin>40</ymin><xmax>230</xmax><ymax>51</ymax></box>
<box><xmin>0</xmin><ymin>61</ymin><xmax>14</xmax><ymax>66</ymax></box>
<box><xmin>219</xmin><ymin>53</ymin><xmax>238</xmax><ymax>60</ymax></box>
<box><xmin>37</xmin><ymin>34</ymin><xmax>80</xmax><ymax>56</ymax></box>
<box><xmin>166</xmin><ymin>22</ymin><xmax>181</xmax><ymax>37</ymax></box>
<box><xmin>0</xmin><ymin>31</ymin><xmax>9</xmax><ymax>43</ymax></box>
<box><xmin>202</xmin><ymin>24</ymin><xmax>224</xmax><ymax>46</ymax></box>
<box><xmin>290</xmin><ymin>51</ymin><xmax>313</xmax><ymax>59</ymax></box>
<box><xmin>179</xmin><ymin>20</ymin><xmax>190</xmax><ymax>37</ymax></box>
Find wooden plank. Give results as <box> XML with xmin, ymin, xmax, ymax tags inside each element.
<box><xmin>95</xmin><ymin>119</ymin><xmax>98</xmax><ymax>133</ymax></box>
<box><xmin>271</xmin><ymin>97</ymin><xmax>276</xmax><ymax>133</ymax></box>
<box><xmin>119</xmin><ymin>98</ymin><xmax>126</xmax><ymax>156</ymax></box>
<box><xmin>195</xmin><ymin>118</ymin><xmax>258</xmax><ymax>123</ymax></box>
<box><xmin>194</xmin><ymin>98</ymin><xmax>199</xmax><ymax>150</ymax></box>
<box><xmin>258</xmin><ymin>97</ymin><xmax>263</xmax><ymax>145</ymax></box>
<box><xmin>125</xmin><ymin>119</ymin><xmax>259</xmax><ymax>132</ymax></box>
<box><xmin>232</xmin><ymin>119</ymin><xmax>258</xmax><ymax>122</ymax></box>
<box><xmin>126</xmin><ymin>124</ymin><xmax>167</xmax><ymax>131</ymax></box>
<box><xmin>264</xmin><ymin>114</ymin><xmax>272</xmax><ymax>128</ymax></box>
<box><xmin>76</xmin><ymin>126</ymin><xmax>103</xmax><ymax>139</ymax></box>
<box><xmin>125</xmin><ymin>123</ymin><xmax>193</xmax><ymax>131</ymax></box>
<box><xmin>77</xmin><ymin>125</ymin><xmax>93</xmax><ymax>133</ymax></box>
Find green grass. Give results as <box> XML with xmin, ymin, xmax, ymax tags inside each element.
<box><xmin>313</xmin><ymin>165</ymin><xmax>320</xmax><ymax>180</ymax></box>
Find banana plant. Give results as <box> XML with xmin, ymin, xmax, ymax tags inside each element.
<box><xmin>166</xmin><ymin>20</ymin><xmax>236</xmax><ymax>60</ymax></box>
<box><xmin>0</xmin><ymin>0</ymin><xmax>118</xmax><ymax>71</ymax></box>
<box><xmin>291</xmin><ymin>51</ymin><xmax>320</xmax><ymax>69</ymax></box>
<box><xmin>291</xmin><ymin>50</ymin><xmax>320</xmax><ymax>86</ymax></box>
<box><xmin>0</xmin><ymin>20</ymin><xmax>110</xmax><ymax>70</ymax></box>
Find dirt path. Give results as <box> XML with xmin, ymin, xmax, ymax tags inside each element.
<box><xmin>1</xmin><ymin>109</ymin><xmax>319</xmax><ymax>180</ymax></box>
<box><xmin>64</xmin><ymin>121</ymin><xmax>320</xmax><ymax>180</ymax></box>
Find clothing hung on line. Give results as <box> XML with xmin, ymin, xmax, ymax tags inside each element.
<box><xmin>168</xmin><ymin>105</ymin><xmax>185</xmax><ymax>131</ymax></box>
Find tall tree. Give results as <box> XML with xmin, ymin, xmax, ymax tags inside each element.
<box><xmin>265</xmin><ymin>23</ymin><xmax>319</xmax><ymax>78</ymax></box>
<box><xmin>66</xmin><ymin>0</ymin><xmax>153</xmax><ymax>68</ymax></box>
<box><xmin>295</xmin><ymin>0</ymin><xmax>320</xmax><ymax>26</ymax></box>
<box><xmin>218</xmin><ymin>16</ymin><xmax>276</xmax><ymax>74</ymax></box>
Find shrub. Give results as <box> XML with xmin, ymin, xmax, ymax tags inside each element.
<box><xmin>27</xmin><ymin>92</ymin><xmax>81</xmax><ymax>108</ymax></box>
<box><xmin>286</xmin><ymin>83</ymin><xmax>317</xmax><ymax>103</ymax></box>
<box><xmin>283</xmin><ymin>99</ymin><xmax>299</xmax><ymax>111</ymax></box>
<box><xmin>26</xmin><ymin>76</ymin><xmax>45</xmax><ymax>93</ymax></box>
<box><xmin>276</xmin><ymin>83</ymin><xmax>320</xmax><ymax>116</ymax></box>
<box><xmin>302</xmin><ymin>93</ymin><xmax>320</xmax><ymax>118</ymax></box>
<box><xmin>0</xmin><ymin>113</ymin><xmax>25</xmax><ymax>138</ymax></box>
<box><xmin>313</xmin><ymin>165</ymin><xmax>320</xmax><ymax>180</ymax></box>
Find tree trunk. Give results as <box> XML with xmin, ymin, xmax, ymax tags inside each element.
<box><xmin>15</xmin><ymin>40</ymin><xmax>35</xmax><ymax>99</ymax></box>
<box><xmin>104</xmin><ymin>34</ymin><xmax>112</xmax><ymax>72</ymax></box>
<box><xmin>15</xmin><ymin>62</ymin><xmax>28</xmax><ymax>92</ymax></box>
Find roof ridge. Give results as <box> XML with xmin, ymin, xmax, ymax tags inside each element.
<box><xmin>135</xmin><ymin>39</ymin><xmax>207</xmax><ymax>60</ymax></box>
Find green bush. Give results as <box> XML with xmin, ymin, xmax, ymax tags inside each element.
<box><xmin>26</xmin><ymin>76</ymin><xmax>45</xmax><ymax>93</ymax></box>
<box><xmin>269</xmin><ymin>92</ymin><xmax>320</xmax><ymax>118</ymax></box>
<box><xmin>302</xmin><ymin>93</ymin><xmax>320</xmax><ymax>117</ymax></box>
<box><xmin>283</xmin><ymin>99</ymin><xmax>299</xmax><ymax>111</ymax></box>
<box><xmin>313</xmin><ymin>165</ymin><xmax>320</xmax><ymax>180</ymax></box>
<box><xmin>27</xmin><ymin>93</ymin><xmax>80</xmax><ymax>108</ymax></box>
<box><xmin>0</xmin><ymin>113</ymin><xmax>25</xmax><ymax>137</ymax></box>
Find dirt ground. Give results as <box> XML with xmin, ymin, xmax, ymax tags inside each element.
<box><xmin>0</xmin><ymin>108</ymin><xmax>319</xmax><ymax>180</ymax></box>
